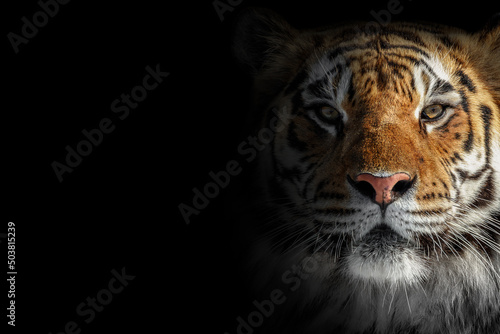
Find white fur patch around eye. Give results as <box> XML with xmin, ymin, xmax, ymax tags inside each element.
<box><xmin>307</xmin><ymin>53</ymin><xmax>347</xmax><ymax>86</ymax></box>
<box><xmin>412</xmin><ymin>56</ymin><xmax>461</xmax><ymax>132</ymax></box>
<box><xmin>302</xmin><ymin>53</ymin><xmax>350</xmax><ymax>128</ymax></box>
<box><xmin>307</xmin><ymin>110</ymin><xmax>338</xmax><ymax>136</ymax></box>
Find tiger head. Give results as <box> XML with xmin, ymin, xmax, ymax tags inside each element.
<box><xmin>233</xmin><ymin>8</ymin><xmax>500</xmax><ymax>333</ymax></box>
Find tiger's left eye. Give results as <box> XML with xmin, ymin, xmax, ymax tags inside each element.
<box><xmin>422</xmin><ymin>104</ymin><xmax>446</xmax><ymax>120</ymax></box>
<box><xmin>317</xmin><ymin>106</ymin><xmax>340</xmax><ymax>123</ymax></box>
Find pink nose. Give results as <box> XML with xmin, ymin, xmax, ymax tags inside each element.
<box><xmin>355</xmin><ymin>173</ymin><xmax>411</xmax><ymax>205</ymax></box>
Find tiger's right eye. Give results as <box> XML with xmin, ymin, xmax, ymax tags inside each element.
<box><xmin>316</xmin><ymin>106</ymin><xmax>341</xmax><ymax>124</ymax></box>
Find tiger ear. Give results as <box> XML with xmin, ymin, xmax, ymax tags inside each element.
<box><xmin>232</xmin><ymin>8</ymin><xmax>296</xmax><ymax>74</ymax></box>
<box><xmin>473</xmin><ymin>14</ymin><xmax>500</xmax><ymax>101</ymax></box>
<box><xmin>477</xmin><ymin>13</ymin><xmax>500</xmax><ymax>45</ymax></box>
<box><xmin>484</xmin><ymin>14</ymin><xmax>500</xmax><ymax>35</ymax></box>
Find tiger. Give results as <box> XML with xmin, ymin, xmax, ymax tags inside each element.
<box><xmin>230</xmin><ymin>8</ymin><xmax>500</xmax><ymax>334</ymax></box>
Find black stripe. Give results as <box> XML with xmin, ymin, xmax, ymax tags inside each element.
<box><xmin>450</xmin><ymin>152</ymin><xmax>463</xmax><ymax>164</ymax></box>
<box><xmin>315</xmin><ymin>191</ymin><xmax>346</xmax><ymax>201</ymax></box>
<box><xmin>359</xmin><ymin>68</ymin><xmax>390</xmax><ymax>81</ymax></box>
<box><xmin>439</xmin><ymin>178</ymin><xmax>449</xmax><ymax>190</ymax></box>
<box><xmin>304</xmin><ymin>112</ymin><xmax>330</xmax><ymax>138</ymax></box>
<box><xmin>301</xmin><ymin>169</ymin><xmax>318</xmax><ymax>199</ymax></box>
<box><xmin>276</xmin><ymin>164</ymin><xmax>302</xmax><ymax>182</ymax></box>
<box><xmin>362</xmin><ymin>60</ymin><xmax>410</xmax><ymax>88</ymax></box>
<box><xmin>470</xmin><ymin>173</ymin><xmax>495</xmax><ymax>208</ymax></box>
<box><xmin>379</xmin><ymin>43</ymin><xmax>430</xmax><ymax>59</ymax></box>
<box><xmin>386</xmin><ymin>60</ymin><xmax>411</xmax><ymax>77</ymax></box>
<box><xmin>410</xmin><ymin>76</ymin><xmax>416</xmax><ymax>92</ymax></box>
<box><xmin>453</xmin><ymin>152</ymin><xmax>463</xmax><ymax>161</ymax></box>
<box><xmin>456</xmin><ymin>70</ymin><xmax>476</xmax><ymax>93</ymax></box>
<box><xmin>434</xmin><ymin>113</ymin><xmax>458</xmax><ymax>132</ymax></box>
<box><xmin>383</xmin><ymin>52</ymin><xmax>421</xmax><ymax>65</ymax></box>
<box><xmin>303</xmin><ymin>160</ymin><xmax>318</xmax><ymax>175</ymax></box>
<box><xmin>301</xmin><ymin>149</ymin><xmax>335</xmax><ymax>200</ymax></box>
<box><xmin>288</xmin><ymin>41</ymin><xmax>429</xmax><ymax>100</ymax></box>
<box><xmin>381</xmin><ymin>29</ymin><xmax>427</xmax><ymax>48</ymax></box>
<box><xmin>418</xmin><ymin>61</ymin><xmax>442</xmax><ymax>85</ymax></box>
<box><xmin>457</xmin><ymin>164</ymin><xmax>490</xmax><ymax>181</ymax></box>
<box><xmin>327</xmin><ymin>42</ymin><xmax>375</xmax><ymax>61</ymax></box>
<box><xmin>450</xmin><ymin>171</ymin><xmax>457</xmax><ymax>185</ymax></box>
<box><xmin>431</xmin><ymin>79</ymin><xmax>455</xmax><ymax>96</ymax></box>
<box><xmin>315</xmin><ymin>207</ymin><xmax>358</xmax><ymax>215</ymax></box>
<box><xmin>406</xmin><ymin>208</ymin><xmax>450</xmax><ymax>216</ymax></box>
<box><xmin>398</xmin><ymin>80</ymin><xmax>414</xmax><ymax>102</ymax></box>
<box><xmin>480</xmin><ymin>105</ymin><xmax>492</xmax><ymax>165</ymax></box>
<box><xmin>439</xmin><ymin>36</ymin><xmax>455</xmax><ymax>48</ymax></box>
<box><xmin>346</xmin><ymin>76</ymin><xmax>356</xmax><ymax>103</ymax></box>
<box><xmin>328</xmin><ymin>41</ymin><xmax>430</xmax><ymax>62</ymax></box>
<box><xmin>459</xmin><ymin>90</ymin><xmax>474</xmax><ymax>152</ymax></box>
<box><xmin>290</xmin><ymin>62</ymin><xmax>344</xmax><ymax>99</ymax></box>
<box><xmin>420</xmin><ymin>70</ymin><xmax>432</xmax><ymax>95</ymax></box>
<box><xmin>307</xmin><ymin>76</ymin><xmax>333</xmax><ymax>99</ymax></box>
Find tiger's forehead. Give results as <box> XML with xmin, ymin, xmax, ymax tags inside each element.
<box><xmin>302</xmin><ymin>37</ymin><xmax>460</xmax><ymax>115</ymax></box>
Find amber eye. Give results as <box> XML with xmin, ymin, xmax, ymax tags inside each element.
<box><xmin>317</xmin><ymin>106</ymin><xmax>340</xmax><ymax>124</ymax></box>
<box><xmin>422</xmin><ymin>104</ymin><xmax>446</xmax><ymax>120</ymax></box>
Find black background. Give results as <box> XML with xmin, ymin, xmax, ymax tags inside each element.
<box><xmin>3</xmin><ymin>0</ymin><xmax>499</xmax><ymax>333</ymax></box>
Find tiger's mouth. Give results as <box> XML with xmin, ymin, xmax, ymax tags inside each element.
<box><xmin>346</xmin><ymin>223</ymin><xmax>427</xmax><ymax>283</ymax></box>
<box><xmin>357</xmin><ymin>224</ymin><xmax>409</xmax><ymax>250</ymax></box>
<box><xmin>347</xmin><ymin>222</ymin><xmax>421</xmax><ymax>269</ymax></box>
<box><xmin>367</xmin><ymin>224</ymin><xmax>395</xmax><ymax>235</ymax></box>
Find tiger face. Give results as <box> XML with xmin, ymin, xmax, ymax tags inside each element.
<box><xmin>233</xmin><ymin>8</ymin><xmax>500</xmax><ymax>333</ymax></box>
